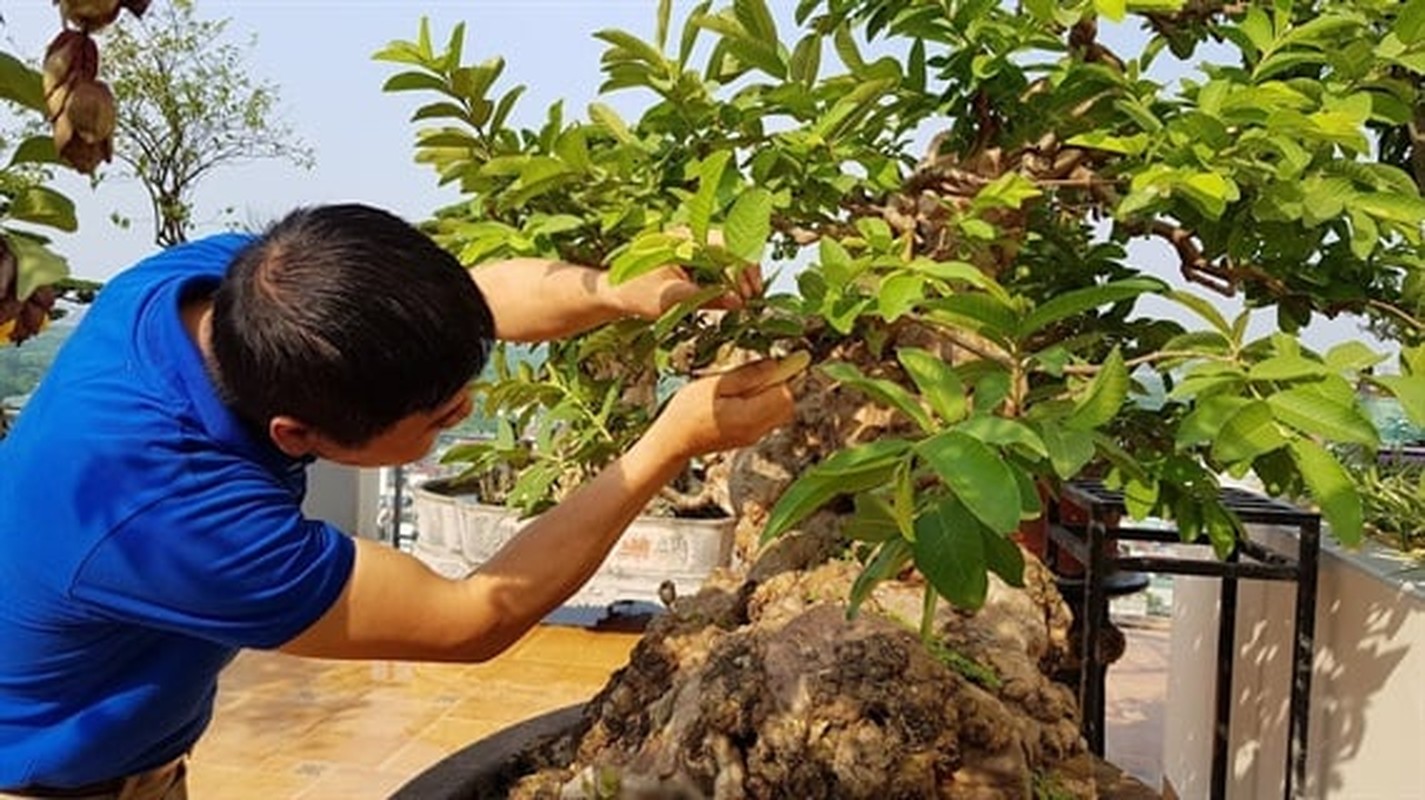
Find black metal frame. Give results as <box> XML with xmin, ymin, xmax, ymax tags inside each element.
<box><xmin>1044</xmin><ymin>479</ymin><xmax>1321</xmax><ymax>800</ymax></box>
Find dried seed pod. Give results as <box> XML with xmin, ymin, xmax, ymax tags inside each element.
<box><xmin>62</xmin><ymin>80</ymin><xmax>116</xmax><ymax>143</ymax></box>
<box><xmin>56</xmin><ymin>134</ymin><xmax>112</xmax><ymax>175</ymax></box>
<box><xmin>10</xmin><ymin>286</ymin><xmax>57</xmax><ymax>344</ymax></box>
<box><xmin>57</xmin><ymin>0</ymin><xmax>124</xmax><ymax>31</ymax></box>
<box><xmin>52</xmin><ymin>77</ymin><xmax>117</xmax><ymax>173</ymax></box>
<box><xmin>0</xmin><ymin>239</ymin><xmax>15</xmax><ymax>302</ymax></box>
<box><xmin>42</xmin><ymin>30</ymin><xmax>97</xmax><ymax>102</ymax></box>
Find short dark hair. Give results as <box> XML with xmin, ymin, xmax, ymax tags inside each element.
<box><xmin>211</xmin><ymin>204</ymin><xmax>494</xmax><ymax>447</ymax></box>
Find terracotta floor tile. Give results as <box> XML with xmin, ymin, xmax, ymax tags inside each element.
<box><xmin>505</xmin><ymin>626</ymin><xmax>640</xmax><ymax>669</ymax></box>
<box><xmin>290</xmin><ymin>764</ymin><xmax>409</xmax><ymax>800</ymax></box>
<box><xmin>185</xmin><ymin>762</ymin><xmax>316</xmax><ymax>800</ymax></box>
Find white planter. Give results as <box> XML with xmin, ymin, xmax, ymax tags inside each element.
<box><xmin>409</xmin><ymin>481</ymin><xmax>735</xmax><ymax>608</ymax></box>
<box><xmin>1163</xmin><ymin>526</ymin><xmax>1425</xmax><ymax>799</ymax></box>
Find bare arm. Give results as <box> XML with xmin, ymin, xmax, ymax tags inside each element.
<box><xmin>471</xmin><ymin>258</ymin><xmax>761</xmax><ymax>343</ymax></box>
<box><xmin>279</xmin><ymin>359</ymin><xmax>794</xmax><ymax>662</ymax></box>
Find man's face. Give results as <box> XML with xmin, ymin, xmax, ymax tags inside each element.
<box><xmin>313</xmin><ymin>390</ymin><xmax>474</xmax><ymax>467</ymax></box>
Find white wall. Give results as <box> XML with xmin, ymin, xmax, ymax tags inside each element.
<box><xmin>1164</xmin><ymin>529</ymin><xmax>1425</xmax><ymax>799</ymax></box>
<box><xmin>302</xmin><ymin>461</ymin><xmax>382</xmax><ymax>540</ymax></box>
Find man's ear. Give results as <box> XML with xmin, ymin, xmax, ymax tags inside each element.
<box><xmin>269</xmin><ymin>415</ymin><xmax>319</xmax><ymax>458</ymax></box>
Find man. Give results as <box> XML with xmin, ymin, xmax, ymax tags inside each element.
<box><xmin>0</xmin><ymin>204</ymin><xmax>794</xmax><ymax>797</ymax></box>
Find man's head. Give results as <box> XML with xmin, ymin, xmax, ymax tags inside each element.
<box><xmin>210</xmin><ymin>204</ymin><xmax>494</xmax><ymax>466</ymax></box>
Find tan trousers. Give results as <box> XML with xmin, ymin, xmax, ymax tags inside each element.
<box><xmin>0</xmin><ymin>758</ymin><xmax>186</xmax><ymax>800</ymax></box>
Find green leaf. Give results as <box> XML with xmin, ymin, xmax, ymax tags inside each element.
<box><xmin>734</xmin><ymin>0</ymin><xmax>779</xmax><ymax>48</ymax></box>
<box><xmin>1248</xmin><ymin>355</ymin><xmax>1328</xmax><ymax>382</ymax></box>
<box><xmin>1267</xmin><ymin>387</ymin><xmax>1379</xmax><ymax>445</ymax></box>
<box><xmin>1165</xmin><ymin>290</ymin><xmax>1232</xmax><ymax>337</ymax></box>
<box><xmin>724</xmin><ymin>187</ymin><xmax>773</xmax><ymax>262</ymax></box>
<box><xmin>1066</xmin><ymin>131</ymin><xmax>1150</xmax><ymax>156</ymax></box>
<box><xmin>8</xmin><ymin>234</ymin><xmax>70</xmax><ymax>299</ymax></box>
<box><xmin>382</xmin><ymin>71</ymin><xmax>449</xmax><ymax>94</ymax></box>
<box><xmin>1353</xmin><ymin>192</ymin><xmax>1425</xmax><ymax>226</ymax></box>
<box><xmin>845</xmin><ymin>494</ymin><xmax>902</xmax><ymax>543</ymax></box>
<box><xmin>1039</xmin><ymin>424</ymin><xmax>1096</xmax><ymax>479</ymax></box>
<box><xmin>905</xmin><ymin>259</ymin><xmax>1008</xmax><ymax>301</ymax></box>
<box><xmin>411</xmin><ymin>101</ymin><xmax>470</xmax><ymax>123</ymax></box>
<box><xmin>607</xmin><ymin>232</ymin><xmax>683</xmax><ymax>285</ymax></box>
<box><xmin>952</xmin><ymin>416</ymin><xmax>1049</xmax><ymax>459</ymax></box>
<box><xmin>820</xmin><ymin>362</ymin><xmax>933</xmax><ymax>432</ymax></box>
<box><xmin>833</xmin><ymin>23</ymin><xmax>865</xmax><ymax>73</ymax></box>
<box><xmin>689</xmin><ymin>150</ymin><xmax>732</xmax><ymax>245</ymax></box>
<box><xmin>1289</xmin><ymin>439</ymin><xmax>1362</xmax><ymax>546</ymax></box>
<box><xmin>7</xmin><ymin>187</ymin><xmax>77</xmax><ymax>232</ymax></box>
<box><xmin>594</xmin><ymin>29</ymin><xmax>665</xmax><ymax>66</ymax></box>
<box><xmin>762</xmin><ymin>439</ymin><xmax>913</xmax><ymax>542</ymax></box>
<box><xmin>897</xmin><ymin>348</ymin><xmax>967</xmax><ymax>425</ymax></box>
<box><xmin>916</xmin><ymin>432</ymin><xmax>1022</xmax><ymax>534</ymax></box>
<box><xmin>1066</xmin><ymin>348</ymin><xmax>1128</xmax><ymax>430</ymax></box>
<box><xmin>878</xmin><ymin>273</ymin><xmax>926</xmax><ymax>322</ymax></box>
<box><xmin>912</xmin><ymin>497</ymin><xmax>989</xmax><ymax>609</ymax></box>
<box><xmin>1161</xmin><ymin>330</ymin><xmax>1232</xmax><ymax>357</ymax></box>
<box><xmin>922</xmin><ymin>301</ymin><xmax>1014</xmax><ymax>351</ymax></box>
<box><xmin>653</xmin><ymin>286</ymin><xmax>724</xmax><ymax>339</ymax></box>
<box><xmin>1177</xmin><ymin>172</ymin><xmax>1239</xmax><ymax>219</ymax></box>
<box><xmin>1212</xmin><ymin>400</ymin><xmax>1288</xmax><ymax>464</ymax></box>
<box><xmin>789</xmin><ymin>33</ymin><xmax>822</xmax><ymax>85</ymax></box>
<box><xmin>8</xmin><ymin>136</ymin><xmax>60</xmax><ymax>168</ymax></box>
<box><xmin>1369</xmin><ymin>374</ymin><xmax>1425</xmax><ymax>429</ymax></box>
<box><xmin>1399</xmin><ymin>0</ymin><xmax>1425</xmax><ymax>44</ymax></box>
<box><xmin>1177</xmin><ymin>394</ymin><xmax>1252</xmax><ymax>448</ymax></box>
<box><xmin>1094</xmin><ymin>0</ymin><xmax>1128</xmax><ymax>22</ymax></box>
<box><xmin>0</xmin><ymin>53</ymin><xmax>45</xmax><ymax>113</ymax></box>
<box><xmin>981</xmin><ymin>527</ymin><xmax>1026</xmax><ymax>588</ymax></box>
<box><xmin>491</xmin><ymin>85</ymin><xmax>527</xmax><ymax>131</ymax></box>
<box><xmin>974</xmin><ymin>173</ymin><xmax>1042</xmax><ymax>210</ymax></box>
<box><xmin>589</xmin><ymin>102</ymin><xmax>636</xmax><ymax>145</ymax></box>
<box><xmin>1019</xmin><ymin>278</ymin><xmax>1163</xmax><ymax>339</ymax></box>
<box><xmin>849</xmin><ymin>540</ymin><xmax>913</xmax><ymax>617</ymax></box>
<box><xmin>1324</xmin><ymin>341</ymin><xmax>1385</xmax><ymax>373</ymax></box>
<box><xmin>813</xmin><ymin>78</ymin><xmax>894</xmax><ymax>142</ymax></box>
<box><xmin>1239</xmin><ymin>7</ymin><xmax>1275</xmax><ymax>56</ymax></box>
<box><xmin>657</xmin><ymin>0</ymin><xmax>673</xmax><ymax>49</ymax></box>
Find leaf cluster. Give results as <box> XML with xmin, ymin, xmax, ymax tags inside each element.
<box><xmin>378</xmin><ymin>0</ymin><xmax>1425</xmax><ymax>622</ymax></box>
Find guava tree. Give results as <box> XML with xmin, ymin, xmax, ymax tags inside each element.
<box><xmin>378</xmin><ymin>0</ymin><xmax>1425</xmax><ymax>618</ymax></box>
<box><xmin>0</xmin><ymin>52</ymin><xmax>87</xmax><ymax>345</ymax></box>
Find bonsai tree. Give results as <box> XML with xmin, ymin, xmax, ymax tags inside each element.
<box><xmin>379</xmin><ymin>0</ymin><xmax>1425</xmax><ymax>619</ymax></box>
<box><xmin>372</xmin><ymin>1</ymin><xmax>1425</xmax><ymax>794</ymax></box>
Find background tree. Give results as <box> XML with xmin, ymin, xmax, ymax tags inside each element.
<box><xmin>99</xmin><ymin>0</ymin><xmax>313</xmax><ymax>247</ymax></box>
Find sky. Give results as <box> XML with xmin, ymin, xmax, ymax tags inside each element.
<box><xmin>0</xmin><ymin>0</ymin><xmax>1389</xmax><ymax>354</ymax></box>
<box><xmin>2</xmin><ymin>1</ymin><xmax>676</xmax><ymax>281</ymax></box>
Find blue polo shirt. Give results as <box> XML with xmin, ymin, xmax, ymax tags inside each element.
<box><xmin>0</xmin><ymin>234</ymin><xmax>356</xmax><ymax>788</ymax></box>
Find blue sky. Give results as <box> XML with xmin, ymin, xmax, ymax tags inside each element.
<box><xmin>3</xmin><ymin>1</ymin><xmax>683</xmax><ymax>281</ymax></box>
<box><xmin>0</xmin><ymin>1</ymin><xmax>1385</xmax><ymax>353</ymax></box>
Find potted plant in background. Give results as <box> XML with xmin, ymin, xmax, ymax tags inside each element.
<box><xmin>378</xmin><ymin>0</ymin><xmax>1425</xmax><ymax>795</ymax></box>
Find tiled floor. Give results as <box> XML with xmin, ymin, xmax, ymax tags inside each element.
<box><xmin>190</xmin><ymin>619</ymin><xmax>1170</xmax><ymax>799</ymax></box>
<box><xmin>187</xmin><ymin>625</ymin><xmax>641</xmax><ymax>800</ymax></box>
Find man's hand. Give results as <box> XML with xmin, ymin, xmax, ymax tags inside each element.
<box><xmin>649</xmin><ymin>357</ymin><xmax>797</xmax><ymax>462</ymax></box>
<box><xmin>606</xmin><ymin>264</ymin><xmax>764</xmax><ymax>320</ymax></box>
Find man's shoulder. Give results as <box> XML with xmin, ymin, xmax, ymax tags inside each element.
<box><xmin>116</xmin><ymin>232</ymin><xmax>257</xmax><ymax>285</ymax></box>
